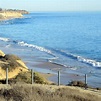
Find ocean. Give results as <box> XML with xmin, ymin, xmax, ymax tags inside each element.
<box><xmin>0</xmin><ymin>12</ymin><xmax>101</xmax><ymax>87</ymax></box>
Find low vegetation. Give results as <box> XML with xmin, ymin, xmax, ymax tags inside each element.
<box><xmin>0</xmin><ymin>8</ymin><xmax>29</xmax><ymax>14</ymax></box>
<box><xmin>0</xmin><ymin>51</ymin><xmax>101</xmax><ymax>101</ymax></box>
<box><xmin>68</xmin><ymin>81</ymin><xmax>87</xmax><ymax>87</ymax></box>
<box><xmin>0</xmin><ymin>51</ymin><xmax>28</xmax><ymax>79</ymax></box>
<box><xmin>0</xmin><ymin>54</ymin><xmax>23</xmax><ymax>71</ymax></box>
<box><xmin>0</xmin><ymin>84</ymin><xmax>100</xmax><ymax>101</ymax></box>
<box><xmin>0</xmin><ymin>71</ymin><xmax>49</xmax><ymax>85</ymax></box>
<box><xmin>0</xmin><ymin>71</ymin><xmax>100</xmax><ymax>101</ymax></box>
<box><xmin>0</xmin><ymin>15</ymin><xmax>4</xmax><ymax>19</ymax></box>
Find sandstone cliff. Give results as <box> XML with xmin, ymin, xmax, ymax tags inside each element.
<box><xmin>0</xmin><ymin>11</ymin><xmax>23</xmax><ymax>20</ymax></box>
<box><xmin>0</xmin><ymin>50</ymin><xmax>28</xmax><ymax>80</ymax></box>
<box><xmin>0</xmin><ymin>9</ymin><xmax>29</xmax><ymax>20</ymax></box>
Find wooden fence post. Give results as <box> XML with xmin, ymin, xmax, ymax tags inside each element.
<box><xmin>31</xmin><ymin>69</ymin><xmax>34</xmax><ymax>84</ymax></box>
<box><xmin>85</xmin><ymin>74</ymin><xmax>87</xmax><ymax>89</ymax></box>
<box><xmin>6</xmin><ymin>67</ymin><xmax>8</xmax><ymax>85</ymax></box>
<box><xmin>58</xmin><ymin>71</ymin><xmax>60</xmax><ymax>86</ymax></box>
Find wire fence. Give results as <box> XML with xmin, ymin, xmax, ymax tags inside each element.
<box><xmin>5</xmin><ymin>67</ymin><xmax>101</xmax><ymax>89</ymax></box>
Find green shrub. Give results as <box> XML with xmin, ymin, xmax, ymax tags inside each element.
<box><xmin>68</xmin><ymin>81</ymin><xmax>87</xmax><ymax>87</ymax></box>
<box><xmin>34</xmin><ymin>72</ymin><xmax>49</xmax><ymax>84</ymax></box>
<box><xmin>0</xmin><ymin>54</ymin><xmax>23</xmax><ymax>71</ymax></box>
<box><xmin>4</xmin><ymin>54</ymin><xmax>21</xmax><ymax>61</ymax></box>
<box><xmin>8</xmin><ymin>71</ymin><xmax>49</xmax><ymax>84</ymax></box>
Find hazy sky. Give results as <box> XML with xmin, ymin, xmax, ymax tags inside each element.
<box><xmin>0</xmin><ymin>0</ymin><xmax>101</xmax><ymax>11</ymax></box>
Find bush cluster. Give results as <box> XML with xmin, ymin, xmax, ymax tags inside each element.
<box><xmin>2</xmin><ymin>71</ymin><xmax>49</xmax><ymax>85</ymax></box>
<box><xmin>0</xmin><ymin>54</ymin><xmax>22</xmax><ymax>71</ymax></box>
<box><xmin>68</xmin><ymin>81</ymin><xmax>86</xmax><ymax>87</ymax></box>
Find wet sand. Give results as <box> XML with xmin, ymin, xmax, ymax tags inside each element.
<box><xmin>33</xmin><ymin>61</ymin><xmax>85</xmax><ymax>85</ymax></box>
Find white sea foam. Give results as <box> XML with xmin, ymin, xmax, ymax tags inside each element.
<box><xmin>49</xmin><ymin>61</ymin><xmax>68</xmax><ymax>68</ymax></box>
<box><xmin>0</xmin><ymin>37</ymin><xmax>9</xmax><ymax>42</ymax></box>
<box><xmin>70</xmin><ymin>67</ymin><xmax>77</xmax><ymax>70</ymax></box>
<box><xmin>1</xmin><ymin>37</ymin><xmax>101</xmax><ymax>68</ymax></box>
<box><xmin>18</xmin><ymin>41</ymin><xmax>52</xmax><ymax>54</ymax></box>
<box><xmin>0</xmin><ymin>37</ymin><xmax>53</xmax><ymax>56</ymax></box>
<box><xmin>48</xmin><ymin>57</ymin><xmax>59</xmax><ymax>60</ymax></box>
<box><xmin>0</xmin><ymin>19</ymin><xmax>14</xmax><ymax>25</ymax></box>
<box><xmin>59</xmin><ymin>50</ymin><xmax>101</xmax><ymax>68</ymax></box>
<box><xmin>77</xmin><ymin>56</ymin><xmax>101</xmax><ymax>67</ymax></box>
<box><xmin>5</xmin><ymin>44</ymin><xmax>11</xmax><ymax>48</ymax></box>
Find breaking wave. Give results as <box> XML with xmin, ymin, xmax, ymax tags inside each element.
<box><xmin>0</xmin><ymin>37</ymin><xmax>57</xmax><ymax>58</ymax></box>
<box><xmin>0</xmin><ymin>37</ymin><xmax>101</xmax><ymax>68</ymax></box>
<box><xmin>0</xmin><ymin>17</ymin><xmax>29</xmax><ymax>25</ymax></box>
<box><xmin>0</xmin><ymin>37</ymin><xmax>10</xmax><ymax>42</ymax></box>
<box><xmin>0</xmin><ymin>19</ymin><xmax>15</xmax><ymax>25</ymax></box>
<box><xmin>54</xmin><ymin>50</ymin><xmax>101</xmax><ymax>68</ymax></box>
<box><xmin>18</xmin><ymin>41</ymin><xmax>52</xmax><ymax>54</ymax></box>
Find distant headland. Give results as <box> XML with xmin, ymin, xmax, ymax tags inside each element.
<box><xmin>0</xmin><ymin>8</ymin><xmax>29</xmax><ymax>20</ymax></box>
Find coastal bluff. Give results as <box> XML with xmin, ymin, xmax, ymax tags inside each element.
<box><xmin>0</xmin><ymin>9</ymin><xmax>29</xmax><ymax>20</ymax></box>
<box><xmin>0</xmin><ymin>50</ymin><xmax>28</xmax><ymax>80</ymax></box>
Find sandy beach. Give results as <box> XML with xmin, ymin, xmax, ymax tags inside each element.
<box><xmin>0</xmin><ymin>43</ymin><xmax>84</xmax><ymax>85</ymax></box>
<box><xmin>32</xmin><ymin>61</ymin><xmax>85</xmax><ymax>85</ymax></box>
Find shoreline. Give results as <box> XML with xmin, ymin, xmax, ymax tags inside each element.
<box><xmin>0</xmin><ymin>40</ymin><xmax>101</xmax><ymax>87</ymax></box>
<box><xmin>33</xmin><ymin>61</ymin><xmax>85</xmax><ymax>84</ymax></box>
<box><xmin>0</xmin><ymin>43</ymin><xmax>101</xmax><ymax>88</ymax></box>
<box><xmin>27</xmin><ymin>59</ymin><xmax>101</xmax><ymax>87</ymax></box>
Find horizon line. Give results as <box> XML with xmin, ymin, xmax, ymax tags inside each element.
<box><xmin>29</xmin><ymin>10</ymin><xmax>101</xmax><ymax>12</ymax></box>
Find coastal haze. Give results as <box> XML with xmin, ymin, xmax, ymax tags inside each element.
<box><xmin>0</xmin><ymin>12</ymin><xmax>101</xmax><ymax>87</ymax></box>
<box><xmin>0</xmin><ymin>0</ymin><xmax>101</xmax><ymax>12</ymax></box>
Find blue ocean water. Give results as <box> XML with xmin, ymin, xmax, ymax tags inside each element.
<box><xmin>0</xmin><ymin>12</ymin><xmax>101</xmax><ymax>86</ymax></box>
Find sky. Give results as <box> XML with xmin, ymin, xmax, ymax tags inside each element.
<box><xmin>0</xmin><ymin>0</ymin><xmax>101</xmax><ymax>12</ymax></box>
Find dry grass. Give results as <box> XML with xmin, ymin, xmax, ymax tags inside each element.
<box><xmin>0</xmin><ymin>14</ymin><xmax>4</xmax><ymax>19</ymax></box>
<box><xmin>13</xmin><ymin>71</ymin><xmax>49</xmax><ymax>84</ymax></box>
<box><xmin>0</xmin><ymin>54</ymin><xmax>23</xmax><ymax>71</ymax></box>
<box><xmin>0</xmin><ymin>71</ymin><xmax>49</xmax><ymax>85</ymax></box>
<box><xmin>0</xmin><ymin>84</ymin><xmax>100</xmax><ymax>101</ymax></box>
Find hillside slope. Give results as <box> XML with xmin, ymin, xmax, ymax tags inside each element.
<box><xmin>0</xmin><ymin>11</ymin><xmax>23</xmax><ymax>20</ymax></box>
<box><xmin>0</xmin><ymin>84</ymin><xmax>101</xmax><ymax>101</ymax></box>
<box><xmin>0</xmin><ymin>50</ymin><xmax>28</xmax><ymax>79</ymax></box>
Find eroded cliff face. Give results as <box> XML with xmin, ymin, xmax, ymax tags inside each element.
<box><xmin>0</xmin><ymin>11</ymin><xmax>23</xmax><ymax>20</ymax></box>
<box><xmin>0</xmin><ymin>8</ymin><xmax>29</xmax><ymax>20</ymax></box>
<box><xmin>0</xmin><ymin>50</ymin><xmax>28</xmax><ymax>80</ymax></box>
